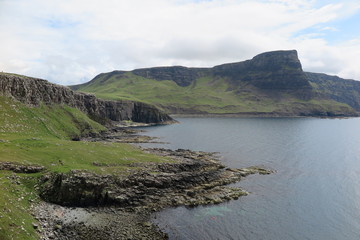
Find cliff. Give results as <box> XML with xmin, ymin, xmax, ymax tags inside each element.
<box><xmin>214</xmin><ymin>50</ymin><xmax>311</xmax><ymax>91</ymax></box>
<box><xmin>0</xmin><ymin>73</ymin><xmax>173</xmax><ymax>124</ymax></box>
<box><xmin>306</xmin><ymin>72</ymin><xmax>360</xmax><ymax>111</ymax></box>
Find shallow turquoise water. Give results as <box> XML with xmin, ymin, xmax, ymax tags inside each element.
<box><xmin>139</xmin><ymin>117</ymin><xmax>360</xmax><ymax>240</ymax></box>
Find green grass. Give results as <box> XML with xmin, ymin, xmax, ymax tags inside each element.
<box><xmin>0</xmin><ymin>96</ymin><xmax>106</xmax><ymax>139</ymax></box>
<box><xmin>0</xmin><ymin>137</ymin><xmax>169</xmax><ymax>174</ymax></box>
<box><xmin>0</xmin><ymin>96</ymin><xmax>170</xmax><ymax>239</ymax></box>
<box><xmin>0</xmin><ymin>95</ymin><xmax>169</xmax><ymax>174</ymax></box>
<box><xmin>74</xmin><ymin>72</ymin><xmax>357</xmax><ymax>115</ymax></box>
<box><xmin>0</xmin><ymin>172</ymin><xmax>39</xmax><ymax>240</ymax></box>
<box><xmin>77</xmin><ymin>73</ymin><xmax>280</xmax><ymax>113</ymax></box>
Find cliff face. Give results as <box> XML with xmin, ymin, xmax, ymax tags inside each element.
<box><xmin>306</xmin><ymin>72</ymin><xmax>360</xmax><ymax>111</ymax></box>
<box><xmin>0</xmin><ymin>73</ymin><xmax>173</xmax><ymax>124</ymax></box>
<box><xmin>213</xmin><ymin>50</ymin><xmax>311</xmax><ymax>90</ymax></box>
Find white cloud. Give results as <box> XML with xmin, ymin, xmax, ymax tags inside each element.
<box><xmin>0</xmin><ymin>0</ymin><xmax>359</xmax><ymax>84</ymax></box>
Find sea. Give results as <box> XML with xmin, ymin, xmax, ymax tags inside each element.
<box><xmin>138</xmin><ymin>117</ymin><xmax>360</xmax><ymax>240</ymax></box>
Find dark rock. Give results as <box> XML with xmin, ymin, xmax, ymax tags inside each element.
<box><xmin>213</xmin><ymin>50</ymin><xmax>312</xmax><ymax>99</ymax></box>
<box><xmin>0</xmin><ymin>162</ymin><xmax>45</xmax><ymax>173</ymax></box>
<box><xmin>306</xmin><ymin>72</ymin><xmax>360</xmax><ymax>111</ymax></box>
<box><xmin>39</xmin><ymin>148</ymin><xmax>272</xmax><ymax>209</ymax></box>
<box><xmin>32</xmin><ymin>223</ymin><xmax>39</xmax><ymax>229</ymax></box>
<box><xmin>71</xmin><ymin>136</ymin><xmax>81</xmax><ymax>141</ymax></box>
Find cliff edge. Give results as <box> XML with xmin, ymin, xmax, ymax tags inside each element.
<box><xmin>0</xmin><ymin>73</ymin><xmax>174</xmax><ymax>124</ymax></box>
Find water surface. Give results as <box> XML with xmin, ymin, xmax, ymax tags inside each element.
<box><xmin>139</xmin><ymin>117</ymin><xmax>360</xmax><ymax>240</ymax></box>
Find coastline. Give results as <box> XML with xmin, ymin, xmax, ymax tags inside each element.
<box><xmin>31</xmin><ymin>127</ymin><xmax>273</xmax><ymax>239</ymax></box>
<box><xmin>170</xmin><ymin>112</ymin><xmax>360</xmax><ymax>119</ymax></box>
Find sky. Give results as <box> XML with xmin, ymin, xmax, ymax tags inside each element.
<box><xmin>0</xmin><ymin>0</ymin><xmax>359</xmax><ymax>85</ymax></box>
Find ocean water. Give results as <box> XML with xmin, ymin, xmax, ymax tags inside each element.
<box><xmin>138</xmin><ymin>117</ymin><xmax>360</xmax><ymax>240</ymax></box>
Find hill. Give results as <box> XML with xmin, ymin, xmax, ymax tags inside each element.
<box><xmin>0</xmin><ymin>93</ymin><xmax>176</xmax><ymax>239</ymax></box>
<box><xmin>0</xmin><ymin>72</ymin><xmax>270</xmax><ymax>239</ymax></box>
<box><xmin>0</xmin><ymin>72</ymin><xmax>173</xmax><ymax>125</ymax></box>
<box><xmin>71</xmin><ymin>50</ymin><xmax>359</xmax><ymax>117</ymax></box>
<box><xmin>0</xmin><ymin>72</ymin><xmax>175</xmax><ymax>239</ymax></box>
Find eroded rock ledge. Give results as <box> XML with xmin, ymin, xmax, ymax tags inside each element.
<box><xmin>0</xmin><ymin>162</ymin><xmax>45</xmax><ymax>173</ymax></box>
<box><xmin>32</xmin><ymin>148</ymin><xmax>273</xmax><ymax>239</ymax></box>
<box><xmin>39</xmin><ymin>148</ymin><xmax>272</xmax><ymax>209</ymax></box>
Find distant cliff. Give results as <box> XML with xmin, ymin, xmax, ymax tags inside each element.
<box><xmin>306</xmin><ymin>72</ymin><xmax>360</xmax><ymax>111</ymax></box>
<box><xmin>215</xmin><ymin>51</ymin><xmax>305</xmax><ymax>84</ymax></box>
<box><xmin>70</xmin><ymin>50</ymin><xmax>359</xmax><ymax>117</ymax></box>
<box><xmin>213</xmin><ymin>50</ymin><xmax>312</xmax><ymax>97</ymax></box>
<box><xmin>86</xmin><ymin>51</ymin><xmax>310</xmax><ymax>92</ymax></box>
<box><xmin>0</xmin><ymin>73</ymin><xmax>173</xmax><ymax>124</ymax></box>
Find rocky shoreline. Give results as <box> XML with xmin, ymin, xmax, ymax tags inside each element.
<box><xmin>32</xmin><ymin>128</ymin><xmax>273</xmax><ymax>239</ymax></box>
<box><xmin>33</xmin><ymin>202</ymin><xmax>167</xmax><ymax>240</ymax></box>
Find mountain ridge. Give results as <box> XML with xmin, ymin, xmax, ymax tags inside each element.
<box><xmin>71</xmin><ymin>50</ymin><xmax>360</xmax><ymax>117</ymax></box>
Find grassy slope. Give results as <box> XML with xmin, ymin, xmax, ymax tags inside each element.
<box><xmin>76</xmin><ymin>72</ymin><xmax>356</xmax><ymax>115</ymax></box>
<box><xmin>0</xmin><ymin>96</ymin><xmax>106</xmax><ymax>139</ymax></box>
<box><xmin>0</xmin><ymin>96</ymin><xmax>169</xmax><ymax>240</ymax></box>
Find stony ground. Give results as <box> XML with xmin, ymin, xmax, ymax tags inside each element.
<box><xmin>33</xmin><ymin>202</ymin><xmax>167</xmax><ymax>240</ymax></box>
<box><xmin>31</xmin><ymin>128</ymin><xmax>273</xmax><ymax>240</ymax></box>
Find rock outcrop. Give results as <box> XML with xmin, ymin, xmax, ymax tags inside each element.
<box><xmin>0</xmin><ymin>73</ymin><xmax>173</xmax><ymax>124</ymax></box>
<box><xmin>0</xmin><ymin>162</ymin><xmax>45</xmax><ymax>173</ymax></box>
<box><xmin>214</xmin><ymin>50</ymin><xmax>311</xmax><ymax>91</ymax></box>
<box><xmin>306</xmin><ymin>72</ymin><xmax>360</xmax><ymax>111</ymax></box>
<box><xmin>39</xmin><ymin>148</ymin><xmax>272</xmax><ymax>208</ymax></box>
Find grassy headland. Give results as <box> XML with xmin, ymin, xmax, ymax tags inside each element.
<box><xmin>0</xmin><ymin>96</ymin><xmax>169</xmax><ymax>240</ymax></box>
<box><xmin>74</xmin><ymin>72</ymin><xmax>357</xmax><ymax>116</ymax></box>
<box><xmin>71</xmin><ymin>50</ymin><xmax>360</xmax><ymax>117</ymax></box>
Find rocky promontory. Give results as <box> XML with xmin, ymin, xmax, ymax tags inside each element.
<box><xmin>39</xmin><ymin>148</ymin><xmax>271</xmax><ymax>208</ymax></box>
<box><xmin>25</xmin><ymin>126</ymin><xmax>273</xmax><ymax>239</ymax></box>
<box><xmin>35</xmin><ymin>147</ymin><xmax>272</xmax><ymax>239</ymax></box>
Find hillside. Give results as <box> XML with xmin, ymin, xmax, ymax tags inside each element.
<box><xmin>0</xmin><ymin>72</ymin><xmax>269</xmax><ymax>240</ymax></box>
<box><xmin>71</xmin><ymin>50</ymin><xmax>359</xmax><ymax>117</ymax></box>
<box><xmin>0</xmin><ymin>72</ymin><xmax>175</xmax><ymax>239</ymax></box>
<box><xmin>306</xmin><ymin>72</ymin><xmax>360</xmax><ymax>111</ymax></box>
<box><xmin>0</xmin><ymin>72</ymin><xmax>173</xmax><ymax>125</ymax></box>
<box><xmin>0</xmin><ymin>94</ymin><xmax>175</xmax><ymax>239</ymax></box>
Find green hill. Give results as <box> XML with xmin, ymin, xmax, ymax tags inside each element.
<box><xmin>71</xmin><ymin>50</ymin><xmax>359</xmax><ymax>117</ymax></box>
<box><xmin>0</xmin><ymin>74</ymin><xmax>171</xmax><ymax>240</ymax></box>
